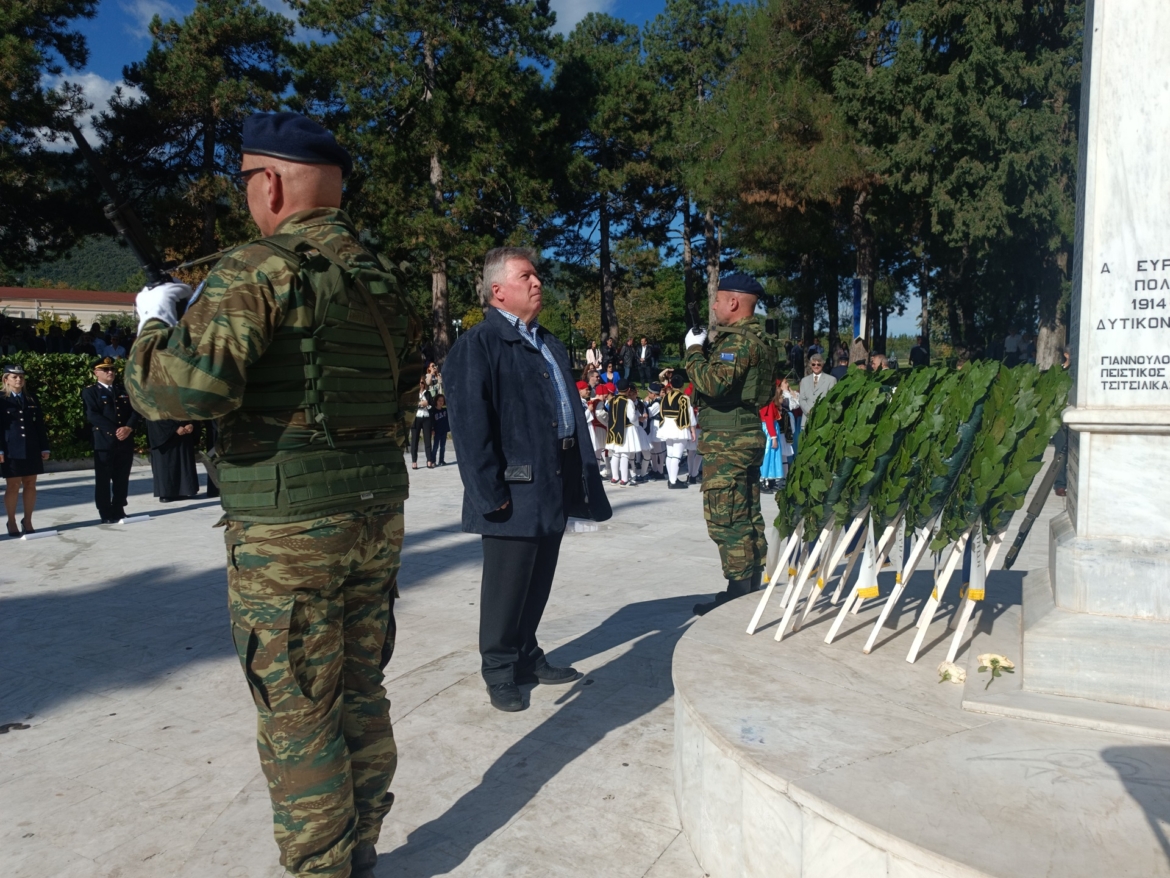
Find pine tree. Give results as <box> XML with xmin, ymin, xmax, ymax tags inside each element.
<box><xmin>643</xmin><ymin>0</ymin><xmax>745</xmax><ymax>324</ymax></box>
<box><xmin>295</xmin><ymin>0</ymin><xmax>557</xmax><ymax>363</ymax></box>
<box><xmin>835</xmin><ymin>0</ymin><xmax>1082</xmax><ymax>360</ymax></box>
<box><xmin>98</xmin><ymin>0</ymin><xmax>292</xmax><ymax>261</ymax></box>
<box><xmin>0</xmin><ymin>0</ymin><xmax>99</xmax><ymax>271</ymax></box>
<box><xmin>550</xmin><ymin>13</ymin><xmax>672</xmax><ymax>342</ymax></box>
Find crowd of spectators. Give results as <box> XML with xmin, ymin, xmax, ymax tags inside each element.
<box><xmin>0</xmin><ymin>316</ymin><xmax>135</xmax><ymax>359</ymax></box>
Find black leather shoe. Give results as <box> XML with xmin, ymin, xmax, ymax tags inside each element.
<box><xmin>515</xmin><ymin>663</ymin><xmax>580</xmax><ymax>685</ymax></box>
<box><xmin>351</xmin><ymin>841</ymin><xmax>377</xmax><ymax>878</ymax></box>
<box><xmin>487</xmin><ymin>681</ymin><xmax>525</xmax><ymax>712</ymax></box>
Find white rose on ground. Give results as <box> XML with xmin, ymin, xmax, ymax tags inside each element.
<box><xmin>937</xmin><ymin>661</ymin><xmax>966</xmax><ymax>684</ymax></box>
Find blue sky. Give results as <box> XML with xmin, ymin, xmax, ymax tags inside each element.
<box><xmin>75</xmin><ymin>0</ymin><xmax>669</xmax><ymax>82</ymax></box>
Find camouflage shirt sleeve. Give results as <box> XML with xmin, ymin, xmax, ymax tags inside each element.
<box><xmin>125</xmin><ymin>244</ymin><xmax>299</xmax><ymax>421</ymax></box>
<box><xmin>683</xmin><ymin>329</ymin><xmax>757</xmax><ymax>402</ymax></box>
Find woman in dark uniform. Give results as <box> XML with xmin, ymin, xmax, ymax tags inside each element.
<box><xmin>0</xmin><ymin>364</ymin><xmax>51</xmax><ymax>535</ymax></box>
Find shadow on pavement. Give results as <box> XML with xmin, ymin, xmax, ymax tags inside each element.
<box><xmin>1103</xmin><ymin>746</ymin><xmax>1170</xmax><ymax>866</ymax></box>
<box><xmin>375</xmin><ymin>593</ymin><xmax>699</xmax><ymax>875</ymax></box>
<box><xmin>0</xmin><ymin>565</ymin><xmax>231</xmax><ymax>723</ymax></box>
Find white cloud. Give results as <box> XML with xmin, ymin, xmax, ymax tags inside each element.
<box><xmin>121</xmin><ymin>0</ymin><xmax>183</xmax><ymax>38</ymax></box>
<box><xmin>549</xmin><ymin>0</ymin><xmax>615</xmax><ymax>35</ymax></box>
<box><xmin>40</xmin><ymin>72</ymin><xmax>144</xmax><ymax>152</ymax></box>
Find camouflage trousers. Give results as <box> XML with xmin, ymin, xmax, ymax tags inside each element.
<box><xmin>225</xmin><ymin>504</ymin><xmax>403</xmax><ymax>878</ymax></box>
<box><xmin>697</xmin><ymin>430</ymin><xmax>766</xmax><ymax>580</ymax></box>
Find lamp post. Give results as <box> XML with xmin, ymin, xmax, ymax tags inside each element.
<box><xmin>452</xmin><ymin>317</ymin><xmax>462</xmax><ymax>341</ymax></box>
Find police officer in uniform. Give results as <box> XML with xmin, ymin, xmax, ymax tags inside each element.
<box><xmin>683</xmin><ymin>274</ymin><xmax>780</xmax><ymax>616</ymax></box>
<box><xmin>125</xmin><ymin>113</ymin><xmax>423</xmax><ymax>878</ymax></box>
<box><xmin>82</xmin><ymin>357</ymin><xmax>140</xmax><ymax>522</ymax></box>
<box><xmin>1</xmin><ymin>364</ymin><xmax>52</xmax><ymax>535</ymax></box>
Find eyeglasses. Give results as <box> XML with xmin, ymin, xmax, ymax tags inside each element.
<box><xmin>230</xmin><ymin>167</ymin><xmax>280</xmax><ymax>189</ymax></box>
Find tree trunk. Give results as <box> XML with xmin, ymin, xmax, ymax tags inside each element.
<box><xmin>919</xmin><ymin>255</ymin><xmax>930</xmax><ymax>357</ymax></box>
<box><xmin>946</xmin><ymin>294</ymin><xmax>961</xmax><ymax>350</ymax></box>
<box><xmin>1036</xmin><ymin>249</ymin><xmax>1068</xmax><ymax>370</ymax></box>
<box><xmin>599</xmin><ymin>198</ymin><xmax>618</xmax><ymax>341</ymax></box>
<box><xmin>704</xmin><ymin>207</ymin><xmax>718</xmax><ymax>324</ymax></box>
<box><xmin>423</xmin><ymin>39</ymin><xmax>451</xmax><ymax>364</ymax></box>
<box><xmin>681</xmin><ymin>196</ymin><xmax>697</xmax><ymax>327</ymax></box>
<box><xmin>826</xmin><ymin>283</ymin><xmax>839</xmax><ymax>355</ymax></box>
<box><xmin>850</xmin><ymin>190</ymin><xmax>875</xmax><ymax>347</ymax></box>
<box><xmin>201</xmin><ymin>120</ymin><xmax>217</xmax><ymax>256</ymax></box>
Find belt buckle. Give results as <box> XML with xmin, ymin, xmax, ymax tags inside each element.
<box><xmin>561</xmin><ymin>437</ymin><xmax>575</xmax><ymax>450</ymax></box>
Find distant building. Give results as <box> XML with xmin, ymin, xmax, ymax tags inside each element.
<box><xmin>0</xmin><ymin>288</ymin><xmax>136</xmax><ymax>325</ymax></box>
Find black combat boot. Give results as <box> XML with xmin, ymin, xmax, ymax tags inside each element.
<box><xmin>351</xmin><ymin>841</ymin><xmax>378</xmax><ymax>878</ymax></box>
<box><xmin>750</xmin><ymin>570</ymin><xmax>763</xmax><ymax>592</ymax></box>
<box><xmin>693</xmin><ymin>578</ymin><xmax>753</xmax><ymax>616</ymax></box>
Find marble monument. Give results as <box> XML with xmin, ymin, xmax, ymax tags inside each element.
<box><xmin>1036</xmin><ymin>0</ymin><xmax>1170</xmax><ymax>710</ymax></box>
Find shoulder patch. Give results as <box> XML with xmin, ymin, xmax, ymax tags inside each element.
<box><xmin>720</xmin><ymin>352</ymin><xmax>737</xmax><ymax>362</ymax></box>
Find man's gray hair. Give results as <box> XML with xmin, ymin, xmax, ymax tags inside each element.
<box><xmin>482</xmin><ymin>246</ymin><xmax>538</xmax><ymax>306</ymax></box>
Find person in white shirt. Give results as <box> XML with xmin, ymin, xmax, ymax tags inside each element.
<box><xmin>590</xmin><ymin>383</ymin><xmax>612</xmax><ymax>471</ymax></box>
<box><xmin>656</xmin><ymin>375</ymin><xmax>696</xmax><ymax>489</ymax></box>
<box><xmin>643</xmin><ymin>382</ymin><xmax>666</xmax><ymax>480</ymax></box>
<box><xmin>578</xmin><ymin>380</ymin><xmax>607</xmax><ymax>471</ymax></box>
<box><xmin>686</xmin><ymin>388</ymin><xmax>703</xmax><ymax>482</ymax></box>
<box><xmin>604</xmin><ymin>380</ymin><xmax>649</xmax><ymax>486</ymax></box>
<box><xmin>585</xmin><ymin>341</ymin><xmax>601</xmax><ymax>370</ymax></box>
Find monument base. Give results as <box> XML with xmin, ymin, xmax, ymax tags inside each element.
<box><xmin>1025</xmin><ymin>530</ymin><xmax>1170</xmax><ymax>709</ymax></box>
<box><xmin>673</xmin><ymin>571</ymin><xmax>1170</xmax><ymax>878</ymax></box>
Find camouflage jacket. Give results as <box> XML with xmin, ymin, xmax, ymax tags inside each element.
<box><xmin>683</xmin><ymin>315</ymin><xmax>777</xmax><ymax>430</ymax></box>
<box><xmin>126</xmin><ymin>208</ymin><xmax>423</xmax><ymax>460</ymax></box>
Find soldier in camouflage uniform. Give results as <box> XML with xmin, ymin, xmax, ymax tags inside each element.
<box><xmin>126</xmin><ymin>113</ymin><xmax>422</xmax><ymax>878</ymax></box>
<box><xmin>683</xmin><ymin>273</ymin><xmax>780</xmax><ymax>617</ymax></box>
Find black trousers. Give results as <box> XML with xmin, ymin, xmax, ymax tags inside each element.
<box><xmin>410</xmin><ymin>417</ymin><xmax>434</xmax><ymax>464</ymax></box>
<box><xmin>431</xmin><ymin>429</ymin><xmax>448</xmax><ymax>463</ymax></box>
<box><xmin>479</xmin><ymin>531</ymin><xmax>564</xmax><ymax>684</ymax></box>
<box><xmin>94</xmin><ymin>447</ymin><xmax>134</xmax><ymax>519</ymax></box>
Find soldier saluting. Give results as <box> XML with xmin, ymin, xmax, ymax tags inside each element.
<box><xmin>683</xmin><ymin>273</ymin><xmax>779</xmax><ymax>617</ymax></box>
<box><xmin>126</xmin><ymin>113</ymin><xmax>422</xmax><ymax>878</ymax></box>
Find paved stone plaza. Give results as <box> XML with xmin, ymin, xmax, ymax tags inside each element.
<box><xmin>1</xmin><ymin>450</ymin><xmax>1070</xmax><ymax>878</ymax></box>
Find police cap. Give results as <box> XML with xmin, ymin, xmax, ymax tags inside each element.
<box><xmin>242</xmin><ymin>112</ymin><xmax>353</xmax><ymax>178</ymax></box>
<box><xmin>93</xmin><ymin>357</ymin><xmax>117</xmax><ymax>371</ymax></box>
<box><xmin>2</xmin><ymin>364</ymin><xmax>25</xmax><ymax>376</ymax></box>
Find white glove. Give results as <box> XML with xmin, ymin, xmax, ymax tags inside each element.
<box><xmin>136</xmin><ymin>282</ymin><xmax>193</xmax><ymax>333</ymax></box>
<box><xmin>684</xmin><ymin>327</ymin><xmax>708</xmax><ymax>349</ymax></box>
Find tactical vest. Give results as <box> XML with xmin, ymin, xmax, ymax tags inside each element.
<box><xmin>659</xmin><ymin>389</ymin><xmax>692</xmax><ymax>429</ymax></box>
<box><xmin>215</xmin><ymin>233</ymin><xmax>415</xmax><ymax>523</ymax></box>
<box><xmin>699</xmin><ymin>322</ymin><xmax>781</xmax><ymax>433</ymax></box>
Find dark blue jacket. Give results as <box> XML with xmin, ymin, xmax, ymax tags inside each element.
<box><xmin>82</xmin><ymin>382</ymin><xmax>140</xmax><ymax>453</ymax></box>
<box><xmin>0</xmin><ymin>392</ymin><xmax>50</xmax><ymax>460</ymax></box>
<box><xmin>445</xmin><ymin>308</ymin><xmax>612</xmax><ymax>537</ymax></box>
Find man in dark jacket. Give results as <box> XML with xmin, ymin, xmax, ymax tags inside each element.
<box><xmin>82</xmin><ymin>357</ymin><xmax>140</xmax><ymax>522</ymax></box>
<box><xmin>620</xmin><ymin>337</ymin><xmax>637</xmax><ymax>378</ymax></box>
<box><xmin>601</xmin><ymin>337</ymin><xmax>618</xmax><ymax>371</ymax></box>
<box><xmin>445</xmin><ymin>247</ymin><xmax>612</xmax><ymax>712</ymax></box>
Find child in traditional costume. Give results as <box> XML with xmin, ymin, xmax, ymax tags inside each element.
<box><xmin>657</xmin><ymin>375</ymin><xmax>696</xmax><ymax>489</ymax></box>
<box><xmin>605</xmin><ymin>380</ymin><xmax>649</xmax><ymax>486</ymax></box>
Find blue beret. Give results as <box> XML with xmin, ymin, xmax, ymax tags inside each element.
<box><xmin>242</xmin><ymin>112</ymin><xmax>353</xmax><ymax>178</ymax></box>
<box><xmin>717</xmin><ymin>272</ymin><xmax>765</xmax><ymax>296</ymax></box>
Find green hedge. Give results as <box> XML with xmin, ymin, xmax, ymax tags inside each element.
<box><xmin>3</xmin><ymin>353</ymin><xmax>149</xmax><ymax>459</ymax></box>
